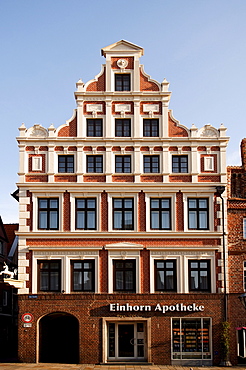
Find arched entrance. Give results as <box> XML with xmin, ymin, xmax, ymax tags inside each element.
<box><xmin>39</xmin><ymin>312</ymin><xmax>79</xmax><ymax>364</ymax></box>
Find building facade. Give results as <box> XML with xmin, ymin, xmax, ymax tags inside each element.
<box><xmin>17</xmin><ymin>40</ymin><xmax>230</xmax><ymax>365</ymax></box>
<box><xmin>227</xmin><ymin>138</ymin><xmax>246</xmax><ymax>364</ymax></box>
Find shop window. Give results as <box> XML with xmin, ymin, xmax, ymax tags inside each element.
<box><xmin>115</xmin><ymin>155</ymin><xmax>131</xmax><ymax>173</ymax></box>
<box><xmin>113</xmin><ymin>198</ymin><xmax>134</xmax><ymax>230</ymax></box>
<box><xmin>86</xmin><ymin>155</ymin><xmax>103</xmax><ymax>173</ymax></box>
<box><xmin>244</xmin><ymin>261</ymin><xmax>246</xmax><ymax>291</ymax></box>
<box><xmin>188</xmin><ymin>198</ymin><xmax>209</xmax><ymax>230</ymax></box>
<box><xmin>38</xmin><ymin>260</ymin><xmax>61</xmax><ymax>292</ymax></box>
<box><xmin>115</xmin><ymin>119</ymin><xmax>131</xmax><ymax>137</ymax></box>
<box><xmin>75</xmin><ymin>198</ymin><xmax>96</xmax><ymax>230</ymax></box>
<box><xmin>143</xmin><ymin>119</ymin><xmax>159</xmax><ymax>137</ymax></box>
<box><xmin>172</xmin><ymin>318</ymin><xmax>211</xmax><ymax>360</ymax></box>
<box><xmin>113</xmin><ymin>259</ymin><xmax>136</xmax><ymax>292</ymax></box>
<box><xmin>71</xmin><ymin>260</ymin><xmax>95</xmax><ymax>292</ymax></box>
<box><xmin>115</xmin><ymin>74</ymin><xmax>130</xmax><ymax>91</ymax></box>
<box><xmin>58</xmin><ymin>155</ymin><xmax>74</xmax><ymax>173</ymax></box>
<box><xmin>150</xmin><ymin>198</ymin><xmax>171</xmax><ymax>230</ymax></box>
<box><xmin>172</xmin><ymin>155</ymin><xmax>188</xmax><ymax>173</ymax></box>
<box><xmin>87</xmin><ymin>119</ymin><xmax>103</xmax><ymax>137</ymax></box>
<box><xmin>243</xmin><ymin>219</ymin><xmax>246</xmax><ymax>239</ymax></box>
<box><xmin>155</xmin><ymin>260</ymin><xmax>177</xmax><ymax>291</ymax></box>
<box><xmin>144</xmin><ymin>156</ymin><xmax>159</xmax><ymax>173</ymax></box>
<box><xmin>38</xmin><ymin>198</ymin><xmax>59</xmax><ymax>230</ymax></box>
<box><xmin>188</xmin><ymin>260</ymin><xmax>211</xmax><ymax>292</ymax></box>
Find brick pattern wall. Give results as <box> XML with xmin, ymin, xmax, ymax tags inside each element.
<box><xmin>112</xmin><ymin>175</ymin><xmax>134</xmax><ymax>182</ymax></box>
<box><xmin>26</xmin><ymin>175</ymin><xmax>48</xmax><ymax>182</ymax></box>
<box><xmin>169</xmin><ymin>175</ymin><xmax>192</xmax><ymax>182</ymax></box>
<box><xmin>83</xmin><ymin>175</ymin><xmax>106</xmax><ymax>182</ymax></box>
<box><xmin>101</xmin><ymin>191</ymin><xmax>108</xmax><ymax>232</ymax></box>
<box><xmin>54</xmin><ymin>175</ymin><xmax>77</xmax><ymax>182</ymax></box>
<box><xmin>140</xmin><ymin>70</ymin><xmax>159</xmax><ymax>91</ymax></box>
<box><xmin>140</xmin><ymin>175</ymin><xmax>163</xmax><ymax>182</ymax></box>
<box><xmin>57</xmin><ymin>116</ymin><xmax>77</xmax><ymax>137</ymax></box>
<box><xmin>176</xmin><ymin>191</ymin><xmax>184</xmax><ymax>231</ymax></box>
<box><xmin>138</xmin><ymin>191</ymin><xmax>146</xmax><ymax>231</ymax></box>
<box><xmin>86</xmin><ymin>70</ymin><xmax>106</xmax><ymax>91</ymax></box>
<box><xmin>63</xmin><ymin>192</ymin><xmax>71</xmax><ymax>232</ymax></box>
<box><xmin>168</xmin><ymin>112</ymin><xmax>188</xmax><ymax>137</ymax></box>
<box><xmin>140</xmin><ymin>249</ymin><xmax>150</xmax><ymax>292</ymax></box>
<box><xmin>198</xmin><ymin>175</ymin><xmax>221</xmax><ymax>182</ymax></box>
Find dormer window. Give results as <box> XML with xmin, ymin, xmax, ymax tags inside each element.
<box><xmin>115</xmin><ymin>74</ymin><xmax>130</xmax><ymax>91</ymax></box>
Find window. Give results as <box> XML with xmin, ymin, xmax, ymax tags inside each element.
<box><xmin>58</xmin><ymin>155</ymin><xmax>74</xmax><ymax>173</ymax></box>
<box><xmin>87</xmin><ymin>119</ymin><xmax>103</xmax><ymax>137</ymax></box>
<box><xmin>188</xmin><ymin>260</ymin><xmax>210</xmax><ymax>292</ymax></box>
<box><xmin>244</xmin><ymin>261</ymin><xmax>246</xmax><ymax>291</ymax></box>
<box><xmin>144</xmin><ymin>155</ymin><xmax>159</xmax><ymax>173</ymax></box>
<box><xmin>38</xmin><ymin>198</ymin><xmax>59</xmax><ymax>230</ymax></box>
<box><xmin>150</xmin><ymin>198</ymin><xmax>171</xmax><ymax>230</ymax></box>
<box><xmin>115</xmin><ymin>119</ymin><xmax>131</xmax><ymax>137</ymax></box>
<box><xmin>113</xmin><ymin>198</ymin><xmax>134</xmax><ymax>230</ymax></box>
<box><xmin>86</xmin><ymin>155</ymin><xmax>103</xmax><ymax>173</ymax></box>
<box><xmin>76</xmin><ymin>198</ymin><xmax>96</xmax><ymax>230</ymax></box>
<box><xmin>113</xmin><ymin>259</ymin><xmax>136</xmax><ymax>292</ymax></box>
<box><xmin>188</xmin><ymin>198</ymin><xmax>209</xmax><ymax>230</ymax></box>
<box><xmin>155</xmin><ymin>260</ymin><xmax>177</xmax><ymax>291</ymax></box>
<box><xmin>172</xmin><ymin>155</ymin><xmax>188</xmax><ymax>173</ymax></box>
<box><xmin>243</xmin><ymin>219</ymin><xmax>246</xmax><ymax>239</ymax></box>
<box><xmin>172</xmin><ymin>318</ymin><xmax>211</xmax><ymax>360</ymax></box>
<box><xmin>115</xmin><ymin>155</ymin><xmax>131</xmax><ymax>173</ymax></box>
<box><xmin>38</xmin><ymin>260</ymin><xmax>61</xmax><ymax>292</ymax></box>
<box><xmin>71</xmin><ymin>260</ymin><xmax>95</xmax><ymax>292</ymax></box>
<box><xmin>115</xmin><ymin>74</ymin><xmax>130</xmax><ymax>91</ymax></box>
<box><xmin>143</xmin><ymin>119</ymin><xmax>159</xmax><ymax>137</ymax></box>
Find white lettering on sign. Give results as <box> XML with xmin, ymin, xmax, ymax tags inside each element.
<box><xmin>109</xmin><ymin>303</ymin><xmax>204</xmax><ymax>314</ymax></box>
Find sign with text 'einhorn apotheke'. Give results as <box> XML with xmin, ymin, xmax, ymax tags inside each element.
<box><xmin>109</xmin><ymin>302</ymin><xmax>204</xmax><ymax>314</ymax></box>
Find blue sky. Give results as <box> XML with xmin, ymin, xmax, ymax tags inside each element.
<box><xmin>0</xmin><ymin>0</ymin><xmax>246</xmax><ymax>222</ymax></box>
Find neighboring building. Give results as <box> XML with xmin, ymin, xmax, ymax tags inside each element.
<box><xmin>0</xmin><ymin>218</ymin><xmax>18</xmax><ymax>361</ymax></box>
<box><xmin>227</xmin><ymin>138</ymin><xmax>246</xmax><ymax>364</ymax></box>
<box><xmin>16</xmin><ymin>40</ymin><xmax>230</xmax><ymax>365</ymax></box>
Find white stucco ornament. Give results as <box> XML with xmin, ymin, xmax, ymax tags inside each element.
<box><xmin>27</xmin><ymin>124</ymin><xmax>48</xmax><ymax>138</ymax></box>
<box><xmin>117</xmin><ymin>59</ymin><xmax>128</xmax><ymax>69</ymax></box>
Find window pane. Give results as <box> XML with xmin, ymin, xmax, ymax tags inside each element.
<box><xmin>151</xmin><ymin>211</ymin><xmax>159</xmax><ymax>229</ymax></box>
<box><xmin>156</xmin><ymin>271</ymin><xmax>165</xmax><ymax>290</ymax></box>
<box><xmin>40</xmin><ymin>272</ymin><xmax>49</xmax><ymax>290</ymax></box>
<box><xmin>166</xmin><ymin>271</ymin><xmax>174</xmax><ymax>289</ymax></box>
<box><xmin>189</xmin><ymin>199</ymin><xmax>197</xmax><ymax>208</ymax></box>
<box><xmin>199</xmin><ymin>199</ymin><xmax>207</xmax><ymax>208</ymax></box>
<box><xmin>116</xmin><ymin>271</ymin><xmax>124</xmax><ymax>290</ymax></box>
<box><xmin>39</xmin><ymin>212</ymin><xmax>47</xmax><ymax>229</ymax></box>
<box><xmin>190</xmin><ymin>271</ymin><xmax>199</xmax><ymax>289</ymax></box>
<box><xmin>39</xmin><ymin>199</ymin><xmax>48</xmax><ymax>208</ymax></box>
<box><xmin>77</xmin><ymin>199</ymin><xmax>85</xmax><ymax>208</ymax></box>
<box><xmin>161</xmin><ymin>199</ymin><xmax>170</xmax><ymax>208</ymax></box>
<box><xmin>114</xmin><ymin>211</ymin><xmax>122</xmax><ymax>229</ymax></box>
<box><xmin>50</xmin><ymin>272</ymin><xmax>59</xmax><ymax>291</ymax></box>
<box><xmin>73</xmin><ymin>271</ymin><xmax>82</xmax><ymax>290</ymax></box>
<box><xmin>50</xmin><ymin>200</ymin><xmax>58</xmax><ymax>208</ymax></box>
<box><xmin>125</xmin><ymin>271</ymin><xmax>134</xmax><ymax>290</ymax></box>
<box><xmin>151</xmin><ymin>199</ymin><xmax>159</xmax><ymax>208</ymax></box>
<box><xmin>77</xmin><ymin>211</ymin><xmax>85</xmax><ymax>229</ymax></box>
<box><xmin>114</xmin><ymin>199</ymin><xmax>122</xmax><ymax>208</ymax></box>
<box><xmin>124</xmin><ymin>211</ymin><xmax>133</xmax><ymax>229</ymax></box>
<box><xmin>124</xmin><ymin>199</ymin><xmax>133</xmax><ymax>208</ymax></box>
<box><xmin>199</xmin><ymin>211</ymin><xmax>207</xmax><ymax>228</ymax></box>
<box><xmin>189</xmin><ymin>211</ymin><xmax>197</xmax><ymax>228</ymax></box>
<box><xmin>50</xmin><ymin>211</ymin><xmax>58</xmax><ymax>229</ymax></box>
<box><xmin>87</xmin><ymin>211</ymin><xmax>96</xmax><ymax>229</ymax></box>
<box><xmin>87</xmin><ymin>199</ymin><xmax>96</xmax><ymax>208</ymax></box>
<box><xmin>84</xmin><ymin>271</ymin><xmax>92</xmax><ymax>290</ymax></box>
<box><xmin>161</xmin><ymin>211</ymin><xmax>170</xmax><ymax>228</ymax></box>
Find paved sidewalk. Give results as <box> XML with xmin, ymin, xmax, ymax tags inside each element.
<box><xmin>0</xmin><ymin>365</ymin><xmax>245</xmax><ymax>370</ymax></box>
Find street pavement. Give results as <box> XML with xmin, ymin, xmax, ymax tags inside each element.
<box><xmin>0</xmin><ymin>365</ymin><xmax>245</xmax><ymax>370</ymax></box>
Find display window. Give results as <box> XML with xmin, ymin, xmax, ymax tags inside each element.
<box><xmin>172</xmin><ymin>318</ymin><xmax>211</xmax><ymax>360</ymax></box>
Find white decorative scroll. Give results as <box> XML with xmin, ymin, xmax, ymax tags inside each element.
<box><xmin>115</xmin><ymin>104</ymin><xmax>131</xmax><ymax>113</ymax></box>
<box><xmin>143</xmin><ymin>104</ymin><xmax>159</xmax><ymax>113</ymax></box>
<box><xmin>86</xmin><ymin>104</ymin><xmax>103</xmax><ymax>112</ymax></box>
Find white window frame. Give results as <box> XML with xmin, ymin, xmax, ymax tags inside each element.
<box><xmin>32</xmin><ymin>193</ymin><xmax>63</xmax><ymax>232</ymax></box>
<box><xmin>145</xmin><ymin>193</ymin><xmax>175</xmax><ymax>232</ymax></box>
<box><xmin>150</xmin><ymin>252</ymin><xmax>181</xmax><ymax>293</ymax></box>
<box><xmin>171</xmin><ymin>154</ymin><xmax>190</xmax><ymax>174</ymax></box>
<box><xmin>32</xmin><ymin>251</ymin><xmax>99</xmax><ymax>294</ymax></box>
<box><xmin>108</xmin><ymin>193</ymin><xmax>138</xmax><ymax>232</ymax></box>
<box><xmin>141</xmin><ymin>153</ymin><xmax>162</xmax><ymax>174</ymax></box>
<box><xmin>112</xmin><ymin>70</ymin><xmax>133</xmax><ymax>92</ymax></box>
<box><xmin>107</xmin><ymin>247</ymin><xmax>141</xmax><ymax>293</ymax></box>
<box><xmin>184</xmin><ymin>255</ymin><xmax>216</xmax><ymax>293</ymax></box>
<box><xmin>70</xmin><ymin>192</ymin><xmax>100</xmax><ymax>232</ymax></box>
<box><xmin>32</xmin><ymin>156</ymin><xmax>43</xmax><ymax>171</ymax></box>
<box><xmin>183</xmin><ymin>193</ymin><xmax>214</xmax><ymax>232</ymax></box>
<box><xmin>204</xmin><ymin>156</ymin><xmax>214</xmax><ymax>172</ymax></box>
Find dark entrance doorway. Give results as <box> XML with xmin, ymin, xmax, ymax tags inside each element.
<box><xmin>39</xmin><ymin>312</ymin><xmax>79</xmax><ymax>364</ymax></box>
